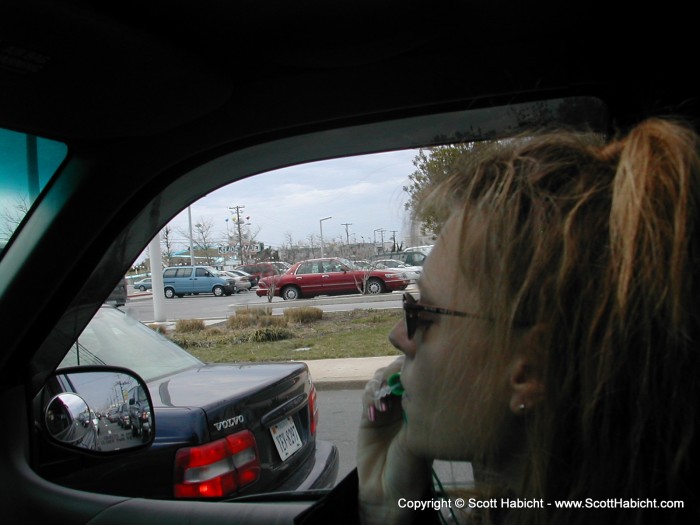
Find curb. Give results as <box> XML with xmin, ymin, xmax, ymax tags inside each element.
<box><xmin>228</xmin><ymin>289</ymin><xmax>408</xmax><ymax>312</ymax></box>
<box><xmin>314</xmin><ymin>379</ymin><xmax>369</xmax><ymax>391</ymax></box>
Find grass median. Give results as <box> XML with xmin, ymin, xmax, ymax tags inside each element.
<box><xmin>158</xmin><ymin>306</ymin><xmax>403</xmax><ymax>362</ymax></box>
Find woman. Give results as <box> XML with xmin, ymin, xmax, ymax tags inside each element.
<box><xmin>299</xmin><ymin>119</ymin><xmax>700</xmax><ymax>525</ymax></box>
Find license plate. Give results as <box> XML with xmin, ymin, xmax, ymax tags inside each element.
<box><xmin>270</xmin><ymin>416</ymin><xmax>302</xmax><ymax>461</ymax></box>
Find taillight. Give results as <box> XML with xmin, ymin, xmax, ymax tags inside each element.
<box><xmin>308</xmin><ymin>384</ymin><xmax>318</xmax><ymax>436</ymax></box>
<box><xmin>174</xmin><ymin>430</ymin><xmax>260</xmax><ymax>498</ymax></box>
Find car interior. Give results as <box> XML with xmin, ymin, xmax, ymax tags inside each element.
<box><xmin>1</xmin><ymin>1</ymin><xmax>697</xmax><ymax>523</ymax></box>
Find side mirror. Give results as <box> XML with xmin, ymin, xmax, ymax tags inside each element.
<box><xmin>42</xmin><ymin>366</ymin><xmax>154</xmax><ymax>452</ymax></box>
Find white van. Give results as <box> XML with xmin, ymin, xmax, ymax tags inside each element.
<box><xmin>162</xmin><ymin>266</ymin><xmax>237</xmax><ymax>298</ymax></box>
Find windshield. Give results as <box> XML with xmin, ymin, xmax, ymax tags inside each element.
<box><xmin>0</xmin><ymin>128</ymin><xmax>67</xmax><ymax>251</ymax></box>
<box><xmin>59</xmin><ymin>307</ymin><xmax>203</xmax><ymax>381</ymax></box>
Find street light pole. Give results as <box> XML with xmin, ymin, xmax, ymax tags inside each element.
<box><xmin>320</xmin><ymin>216</ymin><xmax>332</xmax><ymax>258</ymax></box>
<box><xmin>188</xmin><ymin>207</ymin><xmax>195</xmax><ymax>265</ymax></box>
<box><xmin>373</xmin><ymin>228</ymin><xmax>383</xmax><ymax>252</ymax></box>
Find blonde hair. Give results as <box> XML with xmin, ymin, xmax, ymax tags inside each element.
<box><xmin>426</xmin><ymin>119</ymin><xmax>700</xmax><ymax>524</ymax></box>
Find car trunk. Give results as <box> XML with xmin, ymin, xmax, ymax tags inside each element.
<box><xmin>149</xmin><ymin>362</ymin><xmax>318</xmax><ymax>498</ymax></box>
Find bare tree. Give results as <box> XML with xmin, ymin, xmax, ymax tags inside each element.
<box><xmin>351</xmin><ymin>264</ymin><xmax>372</xmax><ymax>294</ymax></box>
<box><xmin>0</xmin><ymin>195</ymin><xmax>30</xmax><ymax>243</ymax></box>
<box><xmin>177</xmin><ymin>216</ymin><xmax>217</xmax><ymax>265</ymax></box>
<box><xmin>160</xmin><ymin>225</ymin><xmax>177</xmax><ymax>267</ymax></box>
<box><xmin>306</xmin><ymin>233</ymin><xmax>318</xmax><ymax>259</ymax></box>
<box><xmin>265</xmin><ymin>275</ymin><xmax>278</xmax><ymax>303</ymax></box>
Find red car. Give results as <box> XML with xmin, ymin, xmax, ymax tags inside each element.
<box><xmin>256</xmin><ymin>257</ymin><xmax>410</xmax><ymax>300</ymax></box>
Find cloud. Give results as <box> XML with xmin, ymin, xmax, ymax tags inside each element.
<box><xmin>167</xmin><ymin>149</ymin><xmax>418</xmax><ymax>249</ymax></box>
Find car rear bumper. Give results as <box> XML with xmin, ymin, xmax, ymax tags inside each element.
<box><xmin>256</xmin><ymin>439</ymin><xmax>339</xmax><ymax>493</ymax></box>
<box><xmin>295</xmin><ymin>440</ymin><xmax>339</xmax><ymax>490</ymax></box>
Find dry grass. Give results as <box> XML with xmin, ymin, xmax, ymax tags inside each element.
<box><xmin>165</xmin><ymin>308</ymin><xmax>402</xmax><ymax>362</ymax></box>
<box><xmin>174</xmin><ymin>318</ymin><xmax>206</xmax><ymax>333</ymax></box>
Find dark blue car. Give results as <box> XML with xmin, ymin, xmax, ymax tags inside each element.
<box><xmin>38</xmin><ymin>306</ymin><xmax>338</xmax><ymax>500</ymax></box>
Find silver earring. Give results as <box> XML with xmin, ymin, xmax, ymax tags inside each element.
<box><xmin>519</xmin><ymin>404</ymin><xmax>526</xmax><ymax>413</ymax></box>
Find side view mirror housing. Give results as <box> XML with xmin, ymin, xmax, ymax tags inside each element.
<box><xmin>41</xmin><ymin>366</ymin><xmax>154</xmax><ymax>453</ymax></box>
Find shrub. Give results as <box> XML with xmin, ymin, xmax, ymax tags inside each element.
<box><xmin>175</xmin><ymin>318</ymin><xmax>206</xmax><ymax>333</ymax></box>
<box><xmin>147</xmin><ymin>323</ymin><xmax>169</xmax><ymax>335</ymax></box>
<box><xmin>227</xmin><ymin>313</ymin><xmax>258</xmax><ymax>329</ymax></box>
<box><xmin>248</xmin><ymin>326</ymin><xmax>293</xmax><ymax>343</ymax></box>
<box><xmin>228</xmin><ymin>309</ymin><xmax>287</xmax><ymax>329</ymax></box>
<box><xmin>257</xmin><ymin>316</ymin><xmax>288</xmax><ymax>328</ymax></box>
<box><xmin>235</xmin><ymin>306</ymin><xmax>272</xmax><ymax>317</ymax></box>
<box><xmin>284</xmin><ymin>307</ymin><xmax>323</xmax><ymax>324</ymax></box>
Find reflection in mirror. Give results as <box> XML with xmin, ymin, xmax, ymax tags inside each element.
<box><xmin>45</xmin><ymin>393</ymin><xmax>93</xmax><ymax>446</ymax></box>
<box><xmin>42</xmin><ymin>366</ymin><xmax>153</xmax><ymax>453</ymax></box>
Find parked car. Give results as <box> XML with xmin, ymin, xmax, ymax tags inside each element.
<box><xmin>263</xmin><ymin>261</ymin><xmax>292</xmax><ymax>273</ymax></box>
<box><xmin>40</xmin><ymin>305</ymin><xmax>338</xmax><ymax>499</ymax></box>
<box><xmin>133</xmin><ymin>278</ymin><xmax>153</xmax><ymax>291</ymax></box>
<box><xmin>371</xmin><ymin>251</ymin><xmax>428</xmax><ymax>267</ymax></box>
<box><xmin>162</xmin><ymin>265</ymin><xmax>237</xmax><ymax>298</ymax></box>
<box><xmin>404</xmin><ymin>245</ymin><xmax>434</xmax><ymax>256</ymax></box>
<box><xmin>233</xmin><ymin>263</ymin><xmax>280</xmax><ymax>286</ymax></box>
<box><xmin>351</xmin><ymin>260</ymin><xmax>372</xmax><ymax>270</ymax></box>
<box><xmin>256</xmin><ymin>257</ymin><xmax>410</xmax><ymax>300</ymax></box>
<box><xmin>370</xmin><ymin>259</ymin><xmax>422</xmax><ymax>281</ymax></box>
<box><xmin>222</xmin><ymin>270</ymin><xmax>253</xmax><ymax>291</ymax></box>
<box><xmin>106</xmin><ymin>277</ymin><xmax>128</xmax><ymax>306</ymax></box>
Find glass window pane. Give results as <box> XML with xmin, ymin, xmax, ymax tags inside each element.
<box><xmin>0</xmin><ymin>128</ymin><xmax>67</xmax><ymax>251</ymax></box>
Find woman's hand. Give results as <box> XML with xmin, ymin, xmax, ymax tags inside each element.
<box><xmin>356</xmin><ymin>356</ymin><xmax>433</xmax><ymax>524</ymax></box>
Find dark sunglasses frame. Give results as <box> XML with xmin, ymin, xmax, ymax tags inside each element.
<box><xmin>402</xmin><ymin>292</ymin><xmax>490</xmax><ymax>339</ymax></box>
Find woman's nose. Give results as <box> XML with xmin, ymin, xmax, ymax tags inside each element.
<box><xmin>388</xmin><ymin>319</ymin><xmax>418</xmax><ymax>357</ymax></box>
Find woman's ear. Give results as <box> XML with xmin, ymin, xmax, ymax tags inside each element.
<box><xmin>509</xmin><ymin>324</ymin><xmax>547</xmax><ymax>415</ymax></box>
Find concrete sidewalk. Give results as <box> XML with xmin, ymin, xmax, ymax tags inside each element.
<box><xmin>301</xmin><ymin>355</ymin><xmax>400</xmax><ymax>391</ymax></box>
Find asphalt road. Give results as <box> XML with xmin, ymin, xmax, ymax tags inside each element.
<box><xmin>123</xmin><ymin>288</ymin><xmax>408</xmax><ymax>323</ymax></box>
<box><xmin>315</xmin><ymin>388</ymin><xmax>364</xmax><ymax>482</ymax></box>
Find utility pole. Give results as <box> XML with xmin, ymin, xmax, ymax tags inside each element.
<box><xmin>229</xmin><ymin>205</ymin><xmax>245</xmax><ymax>264</ymax></box>
<box><xmin>341</xmin><ymin>223</ymin><xmax>352</xmax><ymax>244</ymax></box>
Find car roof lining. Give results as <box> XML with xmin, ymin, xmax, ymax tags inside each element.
<box><xmin>2</xmin><ymin>0</ymin><xmax>668</xmax><ymax>144</ymax></box>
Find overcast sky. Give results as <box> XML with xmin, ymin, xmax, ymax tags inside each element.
<box><xmin>164</xmin><ymin>148</ymin><xmax>421</xmax><ymax>253</ymax></box>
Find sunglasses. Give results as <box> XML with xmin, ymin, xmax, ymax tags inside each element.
<box><xmin>402</xmin><ymin>292</ymin><xmax>490</xmax><ymax>339</ymax></box>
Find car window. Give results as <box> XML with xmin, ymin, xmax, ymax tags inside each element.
<box><xmin>26</xmin><ymin>96</ymin><xmax>613</xmax><ymax>508</ymax></box>
<box><xmin>0</xmin><ymin>128</ymin><xmax>67</xmax><ymax>254</ymax></box>
<box><xmin>296</xmin><ymin>262</ymin><xmax>313</xmax><ymax>274</ymax></box>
